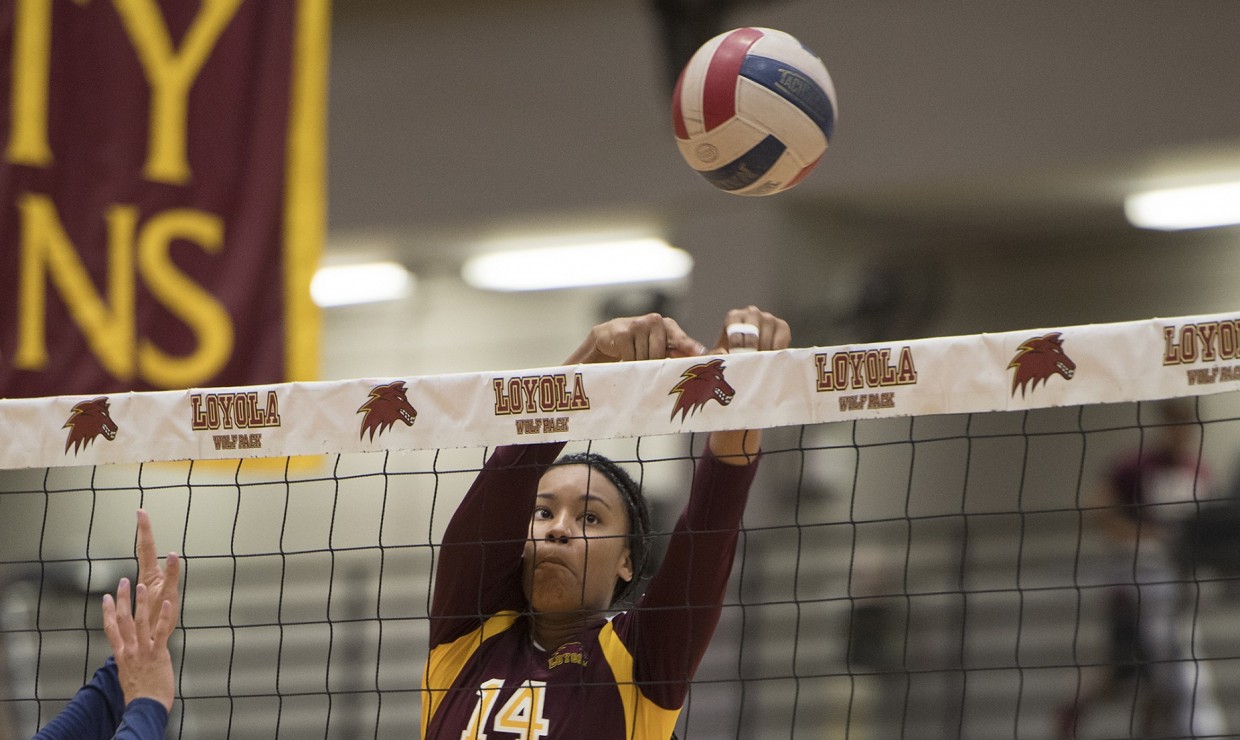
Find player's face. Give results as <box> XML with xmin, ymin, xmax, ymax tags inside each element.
<box><xmin>523</xmin><ymin>465</ymin><xmax>633</xmax><ymax>615</ymax></box>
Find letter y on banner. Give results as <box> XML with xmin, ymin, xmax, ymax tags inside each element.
<box><xmin>0</xmin><ymin>0</ymin><xmax>329</xmax><ymax>397</ymax></box>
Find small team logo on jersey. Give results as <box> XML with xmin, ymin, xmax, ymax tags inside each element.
<box><xmin>1008</xmin><ymin>332</ymin><xmax>1076</xmax><ymax>397</ymax></box>
<box><xmin>358</xmin><ymin>381</ymin><xmax>417</xmax><ymax>441</ymax></box>
<box><xmin>63</xmin><ymin>397</ymin><xmax>118</xmax><ymax>455</ymax></box>
<box><xmin>548</xmin><ymin>641</ymin><xmax>588</xmax><ymax>669</ymax></box>
<box><xmin>669</xmin><ymin>358</ymin><xmax>734</xmax><ymax>421</ymax></box>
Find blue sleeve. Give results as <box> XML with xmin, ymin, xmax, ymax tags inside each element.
<box><xmin>33</xmin><ymin>657</ymin><xmax>169</xmax><ymax>740</ymax></box>
<box><xmin>112</xmin><ymin>699</ymin><xmax>169</xmax><ymax>740</ymax></box>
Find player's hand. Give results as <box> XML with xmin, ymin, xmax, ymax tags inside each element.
<box><xmin>135</xmin><ymin>509</ymin><xmax>181</xmax><ymax>630</ymax></box>
<box><xmin>102</xmin><ymin>578</ymin><xmax>176</xmax><ymax>712</ymax></box>
<box><xmin>707</xmin><ymin>306</ymin><xmax>790</xmax><ymax>464</ymax></box>
<box><xmin>565</xmin><ymin>313</ymin><xmax>705</xmax><ymax>364</ymax></box>
<box><xmin>711</xmin><ymin>305</ymin><xmax>791</xmax><ymax>354</ymax></box>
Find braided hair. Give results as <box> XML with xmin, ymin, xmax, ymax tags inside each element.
<box><xmin>550</xmin><ymin>452</ymin><xmax>651</xmax><ymax>606</ymax></box>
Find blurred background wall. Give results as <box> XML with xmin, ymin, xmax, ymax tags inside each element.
<box><xmin>320</xmin><ymin>0</ymin><xmax>1240</xmax><ymax>380</ymax></box>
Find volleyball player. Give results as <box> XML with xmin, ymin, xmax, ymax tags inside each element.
<box><xmin>34</xmin><ymin>510</ymin><xmax>180</xmax><ymax>739</ymax></box>
<box><xmin>422</xmin><ymin>306</ymin><xmax>790</xmax><ymax>739</ymax></box>
<box><xmin>1054</xmin><ymin>401</ymin><xmax>1225</xmax><ymax>738</ymax></box>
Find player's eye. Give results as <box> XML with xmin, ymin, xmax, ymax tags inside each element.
<box><xmin>583</xmin><ymin>512</ymin><xmax>600</xmax><ymax>526</ymax></box>
<box><xmin>532</xmin><ymin>506</ymin><xmax>551</xmax><ymax>520</ymax></box>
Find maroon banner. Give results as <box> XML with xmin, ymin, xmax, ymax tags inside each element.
<box><xmin>0</xmin><ymin>0</ymin><xmax>328</xmax><ymax>398</ymax></box>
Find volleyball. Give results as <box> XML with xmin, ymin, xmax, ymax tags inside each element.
<box><xmin>672</xmin><ymin>27</ymin><xmax>837</xmax><ymax>196</ymax></box>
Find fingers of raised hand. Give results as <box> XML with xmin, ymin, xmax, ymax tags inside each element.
<box><xmin>643</xmin><ymin>317</ymin><xmax>667</xmax><ymax>361</ymax></box>
<box><xmin>587</xmin><ymin>313</ymin><xmax>706</xmax><ymax>362</ymax></box>
<box><xmin>134</xmin><ymin>509</ymin><xmax>182</xmax><ymax>626</ymax></box>
<box><xmin>598</xmin><ymin>313</ymin><xmax>663</xmax><ymax>361</ymax></box>
<box><xmin>103</xmin><ymin>578</ymin><xmax>135</xmax><ymax>654</ymax></box>
<box><xmin>116</xmin><ymin>578</ymin><xmax>133</xmax><ymax>626</ymax></box>
<box><xmin>109</xmin><ymin>580</ymin><xmax>175</xmax><ymax>654</ymax></box>
<box><xmin>722</xmin><ymin>306</ymin><xmax>791</xmax><ymax>352</ymax></box>
<box><xmin>724</xmin><ymin>320</ymin><xmax>760</xmax><ymax>353</ymax></box>
<box><xmin>161</xmin><ymin>551</ymin><xmax>182</xmax><ymax>623</ymax></box>
<box><xmin>630</xmin><ymin>315</ymin><xmax>706</xmax><ymax>360</ymax></box>
<box><xmin>102</xmin><ymin>593</ymin><xmax>119</xmax><ymax>648</ymax></box>
<box><xmin>135</xmin><ymin>510</ymin><xmax>159</xmax><ymax>582</ymax></box>
<box><xmin>152</xmin><ymin>599</ymin><xmax>176</xmax><ymax>644</ymax></box>
<box><xmin>105</xmin><ymin>578</ymin><xmax>177</xmax><ymax>712</ymax></box>
<box><xmin>662</xmin><ymin>317</ymin><xmax>706</xmax><ymax>358</ymax></box>
<box><xmin>765</xmin><ymin>313</ymin><xmax>792</xmax><ymax>351</ymax></box>
<box><xmin>621</xmin><ymin>313</ymin><xmax>665</xmax><ymax>361</ymax></box>
<box><xmin>133</xmin><ymin>583</ymin><xmax>154</xmax><ymax>646</ymax></box>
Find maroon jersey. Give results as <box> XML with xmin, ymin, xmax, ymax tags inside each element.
<box><xmin>1110</xmin><ymin>445</ymin><xmax>1211</xmax><ymax>524</ymax></box>
<box><xmin>422</xmin><ymin>442</ymin><xmax>757</xmax><ymax>739</ymax></box>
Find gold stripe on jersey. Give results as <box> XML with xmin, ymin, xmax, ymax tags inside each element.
<box><xmin>598</xmin><ymin>621</ymin><xmax>681</xmax><ymax>739</ymax></box>
<box><xmin>421</xmin><ymin>610</ymin><xmax>522</xmax><ymax>736</ymax></box>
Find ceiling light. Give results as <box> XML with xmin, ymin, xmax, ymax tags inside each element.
<box><xmin>1125</xmin><ymin>180</ymin><xmax>1240</xmax><ymax>230</ymax></box>
<box><xmin>311</xmin><ymin>261</ymin><xmax>413</xmax><ymax>307</ymax></box>
<box><xmin>462</xmin><ymin>238</ymin><xmax>693</xmax><ymax>291</ymax></box>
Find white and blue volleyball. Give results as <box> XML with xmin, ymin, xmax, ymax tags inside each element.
<box><xmin>672</xmin><ymin>27</ymin><xmax>837</xmax><ymax>196</ymax></box>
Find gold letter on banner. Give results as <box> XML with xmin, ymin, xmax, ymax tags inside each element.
<box><xmin>137</xmin><ymin>208</ymin><xmax>234</xmax><ymax>387</ymax></box>
<box><xmin>111</xmin><ymin>0</ymin><xmax>245</xmax><ymax>184</ymax></box>
<box><xmin>3</xmin><ymin>0</ymin><xmax>329</xmax><ymax>396</ymax></box>
<box><xmin>16</xmin><ymin>194</ymin><xmax>137</xmax><ymax>379</ymax></box>
<box><xmin>7</xmin><ymin>0</ymin><xmax>53</xmax><ymax>166</ymax></box>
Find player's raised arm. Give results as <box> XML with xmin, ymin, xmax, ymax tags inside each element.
<box><xmin>621</xmin><ymin>305</ymin><xmax>786</xmax><ymax>712</ymax></box>
<box><xmin>707</xmin><ymin>305</ymin><xmax>791</xmax><ymax>463</ymax></box>
<box><xmin>35</xmin><ymin>510</ymin><xmax>180</xmax><ymax>740</ymax></box>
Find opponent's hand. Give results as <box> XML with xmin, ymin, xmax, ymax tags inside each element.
<box><xmin>102</xmin><ymin>578</ymin><xmax>176</xmax><ymax>712</ymax></box>
<box><xmin>565</xmin><ymin>313</ymin><xmax>705</xmax><ymax>364</ymax></box>
<box><xmin>711</xmin><ymin>305</ymin><xmax>791</xmax><ymax>354</ymax></box>
<box><xmin>135</xmin><ymin>509</ymin><xmax>180</xmax><ymax>630</ymax></box>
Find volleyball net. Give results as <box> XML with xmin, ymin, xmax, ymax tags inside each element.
<box><xmin>2</xmin><ymin>311</ymin><xmax>1240</xmax><ymax>738</ymax></box>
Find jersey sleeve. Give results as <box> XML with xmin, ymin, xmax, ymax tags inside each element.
<box><xmin>112</xmin><ymin>700</ymin><xmax>170</xmax><ymax>740</ymax></box>
<box><xmin>33</xmin><ymin>657</ymin><xmax>169</xmax><ymax>740</ymax></box>
<box><xmin>622</xmin><ymin>443</ymin><xmax>758</xmax><ymax>709</ymax></box>
<box><xmin>428</xmin><ymin>442</ymin><xmax>565</xmax><ymax>648</ymax></box>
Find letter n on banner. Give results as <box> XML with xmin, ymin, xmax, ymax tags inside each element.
<box><xmin>0</xmin><ymin>0</ymin><xmax>329</xmax><ymax>397</ymax></box>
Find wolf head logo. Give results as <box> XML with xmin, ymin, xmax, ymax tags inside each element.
<box><xmin>669</xmin><ymin>358</ymin><xmax>735</xmax><ymax>422</ymax></box>
<box><xmin>63</xmin><ymin>397</ymin><xmax>118</xmax><ymax>455</ymax></box>
<box><xmin>1008</xmin><ymin>332</ymin><xmax>1076</xmax><ymax>397</ymax></box>
<box><xmin>358</xmin><ymin>381</ymin><xmax>417</xmax><ymax>441</ymax></box>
